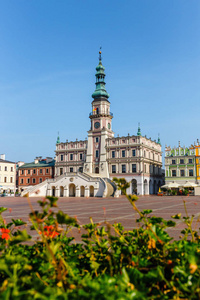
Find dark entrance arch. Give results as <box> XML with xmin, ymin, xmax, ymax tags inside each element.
<box><xmin>69</xmin><ymin>184</ymin><xmax>76</xmax><ymax>197</ymax></box>
<box><xmin>131</xmin><ymin>179</ymin><xmax>137</xmax><ymax>195</ymax></box>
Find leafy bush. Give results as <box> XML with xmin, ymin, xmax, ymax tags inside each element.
<box><xmin>0</xmin><ymin>181</ymin><xmax>200</xmax><ymax>299</ymax></box>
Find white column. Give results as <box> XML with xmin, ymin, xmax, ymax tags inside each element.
<box><xmin>76</xmin><ymin>186</ymin><xmax>80</xmax><ymax>197</ymax></box>
<box><xmin>99</xmin><ymin>128</ymin><xmax>109</xmax><ymax>177</ymax></box>
<box><xmin>85</xmin><ymin>187</ymin><xmax>89</xmax><ymax>197</ymax></box>
<box><xmin>55</xmin><ymin>187</ymin><xmax>59</xmax><ymax>197</ymax></box>
<box><xmin>64</xmin><ymin>185</ymin><xmax>69</xmax><ymax>197</ymax></box>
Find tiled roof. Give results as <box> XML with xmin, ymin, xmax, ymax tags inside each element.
<box><xmin>0</xmin><ymin>159</ymin><xmax>15</xmax><ymax>164</ymax></box>
<box><xmin>19</xmin><ymin>160</ymin><xmax>55</xmax><ymax>169</ymax></box>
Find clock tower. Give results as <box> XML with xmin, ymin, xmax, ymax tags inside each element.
<box><xmin>84</xmin><ymin>51</ymin><xmax>114</xmax><ymax>177</ymax></box>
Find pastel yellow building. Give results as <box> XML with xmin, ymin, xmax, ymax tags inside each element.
<box><xmin>195</xmin><ymin>143</ymin><xmax>200</xmax><ymax>182</ymax></box>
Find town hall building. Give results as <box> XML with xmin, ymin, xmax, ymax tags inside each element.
<box><xmin>22</xmin><ymin>51</ymin><xmax>163</xmax><ymax>197</ymax></box>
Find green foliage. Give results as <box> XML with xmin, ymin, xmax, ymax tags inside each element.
<box><xmin>0</xmin><ymin>185</ymin><xmax>200</xmax><ymax>299</ymax></box>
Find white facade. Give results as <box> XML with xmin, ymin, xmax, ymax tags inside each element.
<box><xmin>0</xmin><ymin>155</ymin><xmax>16</xmax><ymax>194</ymax></box>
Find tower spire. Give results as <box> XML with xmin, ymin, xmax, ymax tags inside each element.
<box><xmin>137</xmin><ymin>123</ymin><xmax>141</xmax><ymax>136</ymax></box>
<box><xmin>56</xmin><ymin>132</ymin><xmax>60</xmax><ymax>144</ymax></box>
<box><xmin>92</xmin><ymin>49</ymin><xmax>109</xmax><ymax>100</ymax></box>
<box><xmin>157</xmin><ymin>133</ymin><xmax>161</xmax><ymax>145</ymax></box>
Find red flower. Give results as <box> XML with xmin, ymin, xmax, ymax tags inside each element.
<box><xmin>42</xmin><ymin>225</ymin><xmax>59</xmax><ymax>238</ymax></box>
<box><xmin>0</xmin><ymin>228</ymin><xmax>10</xmax><ymax>240</ymax></box>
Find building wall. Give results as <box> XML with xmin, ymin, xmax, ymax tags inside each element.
<box><xmin>0</xmin><ymin>160</ymin><xmax>16</xmax><ymax>193</ymax></box>
<box><xmin>165</xmin><ymin>145</ymin><xmax>196</xmax><ymax>183</ymax></box>
<box><xmin>18</xmin><ymin>159</ymin><xmax>55</xmax><ymax>191</ymax></box>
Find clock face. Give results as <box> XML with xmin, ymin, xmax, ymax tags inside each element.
<box><xmin>94</xmin><ymin>122</ymin><xmax>100</xmax><ymax>129</ymax></box>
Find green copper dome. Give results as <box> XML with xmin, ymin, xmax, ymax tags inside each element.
<box><xmin>92</xmin><ymin>52</ymin><xmax>109</xmax><ymax>99</ymax></box>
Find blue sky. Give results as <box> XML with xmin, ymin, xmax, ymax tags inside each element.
<box><xmin>0</xmin><ymin>0</ymin><xmax>199</xmax><ymax>162</ymax></box>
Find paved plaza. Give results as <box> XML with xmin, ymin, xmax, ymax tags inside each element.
<box><xmin>1</xmin><ymin>195</ymin><xmax>200</xmax><ymax>241</ymax></box>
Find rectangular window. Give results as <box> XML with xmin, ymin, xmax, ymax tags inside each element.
<box><xmin>70</xmin><ymin>154</ymin><xmax>73</xmax><ymax>160</ymax></box>
<box><xmin>39</xmin><ymin>178</ymin><xmax>42</xmax><ymax>183</ymax></box>
<box><xmin>80</xmin><ymin>153</ymin><xmax>83</xmax><ymax>160</ymax></box>
<box><xmin>33</xmin><ymin>169</ymin><xmax>36</xmax><ymax>174</ymax></box>
<box><xmin>188</xmin><ymin>158</ymin><xmax>192</xmax><ymax>164</ymax></box>
<box><xmin>46</xmin><ymin>168</ymin><xmax>49</xmax><ymax>174</ymax></box>
<box><xmin>180</xmin><ymin>159</ymin><xmax>184</xmax><ymax>164</ymax></box>
<box><xmin>27</xmin><ymin>178</ymin><xmax>30</xmax><ymax>184</ymax></box>
<box><xmin>132</xmin><ymin>149</ymin><xmax>136</xmax><ymax>156</ymax></box>
<box><xmin>96</xmin><ymin>150</ymin><xmax>99</xmax><ymax>158</ymax></box>
<box><xmin>5</xmin><ymin>166</ymin><xmax>7</xmax><ymax>171</ymax></box>
<box><xmin>61</xmin><ymin>154</ymin><xmax>64</xmax><ymax>161</ymax></box>
<box><xmin>70</xmin><ymin>167</ymin><xmax>73</xmax><ymax>173</ymax></box>
<box><xmin>20</xmin><ymin>178</ymin><xmax>23</xmax><ymax>184</ymax></box>
<box><xmin>33</xmin><ymin>178</ymin><xmax>36</xmax><ymax>184</ymax></box>
<box><xmin>180</xmin><ymin>170</ymin><xmax>185</xmax><ymax>177</ymax></box>
<box><xmin>10</xmin><ymin>177</ymin><xmax>13</xmax><ymax>183</ymax></box>
<box><xmin>189</xmin><ymin>169</ymin><xmax>193</xmax><ymax>176</ymax></box>
<box><xmin>112</xmin><ymin>151</ymin><xmax>115</xmax><ymax>158</ymax></box>
<box><xmin>172</xmin><ymin>170</ymin><xmax>176</xmax><ymax>177</ymax></box>
<box><xmin>122</xmin><ymin>150</ymin><xmax>125</xmax><ymax>157</ymax></box>
<box><xmin>96</xmin><ymin>137</ymin><xmax>99</xmax><ymax>143</ymax></box>
<box><xmin>40</xmin><ymin>169</ymin><xmax>43</xmax><ymax>174</ymax></box>
<box><xmin>132</xmin><ymin>164</ymin><xmax>136</xmax><ymax>173</ymax></box>
<box><xmin>122</xmin><ymin>164</ymin><xmax>126</xmax><ymax>173</ymax></box>
<box><xmin>28</xmin><ymin>170</ymin><xmax>30</xmax><ymax>174</ymax></box>
<box><xmin>112</xmin><ymin>165</ymin><xmax>116</xmax><ymax>173</ymax></box>
<box><xmin>11</xmin><ymin>167</ymin><xmax>13</xmax><ymax>172</ymax></box>
<box><xmin>172</xmin><ymin>160</ymin><xmax>176</xmax><ymax>165</ymax></box>
<box><xmin>60</xmin><ymin>168</ymin><xmax>63</xmax><ymax>175</ymax></box>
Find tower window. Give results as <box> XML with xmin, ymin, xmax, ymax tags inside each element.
<box><xmin>96</xmin><ymin>137</ymin><xmax>99</xmax><ymax>143</ymax></box>
<box><xmin>61</xmin><ymin>155</ymin><xmax>64</xmax><ymax>161</ymax></box>
<box><xmin>132</xmin><ymin>150</ymin><xmax>136</xmax><ymax>156</ymax></box>
<box><xmin>122</xmin><ymin>150</ymin><xmax>125</xmax><ymax>157</ymax></box>
<box><xmin>112</xmin><ymin>151</ymin><xmax>115</xmax><ymax>158</ymax></box>
<box><xmin>70</xmin><ymin>154</ymin><xmax>73</xmax><ymax>160</ymax></box>
<box><xmin>80</xmin><ymin>153</ymin><xmax>83</xmax><ymax>160</ymax></box>
<box><xmin>96</xmin><ymin>150</ymin><xmax>99</xmax><ymax>158</ymax></box>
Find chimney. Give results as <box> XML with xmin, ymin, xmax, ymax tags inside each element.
<box><xmin>0</xmin><ymin>154</ymin><xmax>5</xmax><ymax>160</ymax></box>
